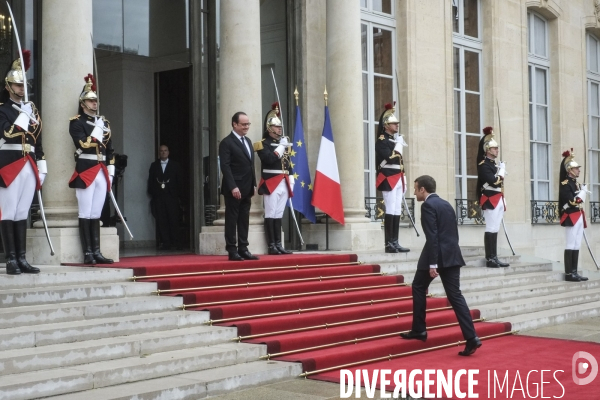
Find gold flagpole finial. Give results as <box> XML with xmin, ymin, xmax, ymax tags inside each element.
<box><xmin>324</xmin><ymin>86</ymin><xmax>328</xmax><ymax>106</ymax></box>
<box><xmin>294</xmin><ymin>86</ymin><xmax>299</xmax><ymax>106</ymax></box>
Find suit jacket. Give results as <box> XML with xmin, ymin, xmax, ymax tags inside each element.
<box><xmin>147</xmin><ymin>159</ymin><xmax>182</xmax><ymax>198</ymax></box>
<box><xmin>219</xmin><ymin>132</ymin><xmax>257</xmax><ymax>198</ymax></box>
<box><xmin>417</xmin><ymin>193</ymin><xmax>465</xmax><ymax>270</ymax></box>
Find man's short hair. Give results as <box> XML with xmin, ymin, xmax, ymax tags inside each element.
<box><xmin>414</xmin><ymin>175</ymin><xmax>436</xmax><ymax>193</ymax></box>
<box><xmin>231</xmin><ymin>111</ymin><xmax>247</xmax><ymax>126</ymax></box>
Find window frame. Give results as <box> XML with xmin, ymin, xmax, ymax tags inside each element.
<box><xmin>360</xmin><ymin>0</ymin><xmax>395</xmax><ymax>19</ymax></box>
<box><xmin>587</xmin><ymin>32</ymin><xmax>600</xmax><ymax>201</ymax></box>
<box><xmin>452</xmin><ymin>0</ymin><xmax>481</xmax><ymax>42</ymax></box>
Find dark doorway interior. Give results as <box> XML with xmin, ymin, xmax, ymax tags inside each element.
<box><xmin>155</xmin><ymin>67</ymin><xmax>191</xmax><ymax>250</ymax></box>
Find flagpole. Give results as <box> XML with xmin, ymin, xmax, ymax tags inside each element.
<box><xmin>324</xmin><ymin>86</ymin><xmax>330</xmax><ymax>250</ymax></box>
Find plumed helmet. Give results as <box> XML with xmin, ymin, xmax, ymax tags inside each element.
<box><xmin>561</xmin><ymin>149</ymin><xmax>580</xmax><ymax>179</ymax></box>
<box><xmin>265</xmin><ymin>102</ymin><xmax>282</xmax><ymax>132</ymax></box>
<box><xmin>476</xmin><ymin>127</ymin><xmax>499</xmax><ymax>163</ymax></box>
<box><xmin>79</xmin><ymin>74</ymin><xmax>98</xmax><ymax>103</ymax></box>
<box><xmin>5</xmin><ymin>50</ymin><xmax>30</xmax><ymax>86</ymax></box>
<box><xmin>381</xmin><ymin>102</ymin><xmax>399</xmax><ymax>126</ymax></box>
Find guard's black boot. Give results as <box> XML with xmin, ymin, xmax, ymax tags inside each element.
<box><xmin>572</xmin><ymin>250</ymin><xmax>588</xmax><ymax>281</ymax></box>
<box><xmin>384</xmin><ymin>214</ymin><xmax>398</xmax><ymax>253</ymax></box>
<box><xmin>392</xmin><ymin>215</ymin><xmax>410</xmax><ymax>252</ymax></box>
<box><xmin>265</xmin><ymin>218</ymin><xmax>280</xmax><ymax>255</ymax></box>
<box><xmin>274</xmin><ymin>218</ymin><xmax>292</xmax><ymax>254</ymax></box>
<box><xmin>491</xmin><ymin>232</ymin><xmax>509</xmax><ymax>267</ymax></box>
<box><xmin>1</xmin><ymin>221</ymin><xmax>20</xmax><ymax>275</ymax></box>
<box><xmin>484</xmin><ymin>232</ymin><xmax>500</xmax><ymax>268</ymax></box>
<box><xmin>14</xmin><ymin>220</ymin><xmax>39</xmax><ymax>273</ymax></box>
<box><xmin>91</xmin><ymin>219</ymin><xmax>113</xmax><ymax>264</ymax></box>
<box><xmin>79</xmin><ymin>218</ymin><xmax>96</xmax><ymax>265</ymax></box>
<box><xmin>564</xmin><ymin>250</ymin><xmax>579</xmax><ymax>281</ymax></box>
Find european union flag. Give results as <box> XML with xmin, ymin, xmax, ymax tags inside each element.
<box><xmin>288</xmin><ymin>105</ymin><xmax>316</xmax><ymax>223</ymax></box>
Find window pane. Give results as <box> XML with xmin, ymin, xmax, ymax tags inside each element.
<box><xmin>454</xmin><ymin>90</ymin><xmax>461</xmax><ymax>131</ymax></box>
<box><xmin>360</xmin><ymin>0</ymin><xmax>367</xmax><ymax>8</ymax></box>
<box><xmin>93</xmin><ymin>0</ymin><xmax>124</xmax><ymax>52</ymax></box>
<box><xmin>372</xmin><ymin>0</ymin><xmax>391</xmax><ymax>14</ymax></box>
<box><xmin>592</xmin><ymin>152</ymin><xmax>599</xmax><ymax>185</ymax></box>
<box><xmin>466</xmin><ymin>135</ymin><xmax>480</xmax><ymax>176</ymax></box>
<box><xmin>592</xmin><ymin>82</ymin><xmax>599</xmax><ymax>116</ymax></box>
<box><xmin>463</xmin><ymin>0</ymin><xmax>478</xmax><ymax>38</ymax></box>
<box><xmin>453</xmin><ymin>4</ymin><xmax>459</xmax><ymax>33</ymax></box>
<box><xmin>464</xmin><ymin>50</ymin><xmax>480</xmax><ymax>92</ymax></box>
<box><xmin>536</xmin><ymin>144</ymin><xmax>549</xmax><ymax>180</ymax></box>
<box><xmin>536</xmin><ymin>106</ymin><xmax>548</xmax><ymax>142</ymax></box>
<box><xmin>361</xmin><ymin>24</ymin><xmax>368</xmax><ymax>71</ymax></box>
<box><xmin>374</xmin><ymin>76</ymin><xmax>393</xmax><ymax>118</ymax></box>
<box><xmin>467</xmin><ymin>177</ymin><xmax>478</xmax><ymax>200</ymax></box>
<box><xmin>373</xmin><ymin>27</ymin><xmax>393</xmax><ymax>75</ymax></box>
<box><xmin>528</xmin><ymin>66</ymin><xmax>532</xmax><ymax>102</ymax></box>
<box><xmin>530</xmin><ymin>142</ymin><xmax>535</xmax><ymax>180</ymax></box>
<box><xmin>538</xmin><ymin>182</ymin><xmax>549</xmax><ymax>201</ymax></box>
<box><xmin>527</xmin><ymin>13</ymin><xmax>532</xmax><ymax>54</ymax></box>
<box><xmin>529</xmin><ymin>103</ymin><xmax>533</xmax><ymax>140</ymax></box>
<box><xmin>456</xmin><ymin>177</ymin><xmax>462</xmax><ymax>199</ymax></box>
<box><xmin>589</xmin><ymin>35</ymin><xmax>599</xmax><ymax>73</ymax></box>
<box><xmin>465</xmin><ymin>92</ymin><xmax>480</xmax><ymax>134</ymax></box>
<box><xmin>363</xmin><ymin>73</ymin><xmax>368</xmax><ymax>120</ymax></box>
<box><xmin>535</xmin><ymin>68</ymin><xmax>547</xmax><ymax>105</ymax></box>
<box><xmin>455</xmin><ymin>133</ymin><xmax>462</xmax><ymax>174</ymax></box>
<box><xmin>364</xmin><ymin>172</ymin><xmax>370</xmax><ymax>198</ymax></box>
<box><xmin>454</xmin><ymin>47</ymin><xmax>460</xmax><ymax>89</ymax></box>
<box><xmin>592</xmin><ymin>116</ymin><xmax>600</xmax><ymax>149</ymax></box>
<box><xmin>533</xmin><ymin>15</ymin><xmax>546</xmax><ymax>58</ymax></box>
<box><xmin>364</xmin><ymin>123</ymin><xmax>369</xmax><ymax>169</ymax></box>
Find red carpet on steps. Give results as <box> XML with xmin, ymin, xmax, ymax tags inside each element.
<box><xmin>107</xmin><ymin>254</ymin><xmax>597</xmax><ymax>399</ymax></box>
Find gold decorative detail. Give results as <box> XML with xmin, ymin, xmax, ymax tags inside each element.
<box><xmin>561</xmin><ymin>179</ymin><xmax>568</xmax><ymax>185</ymax></box>
<box><xmin>79</xmin><ymin>136</ymin><xmax>98</xmax><ymax>149</ymax></box>
<box><xmin>253</xmin><ymin>141</ymin><xmax>263</xmax><ymax>152</ymax></box>
<box><xmin>294</xmin><ymin>87</ymin><xmax>299</xmax><ymax>106</ymax></box>
<box><xmin>478</xmin><ymin>160</ymin><xmax>485</xmax><ymax>165</ymax></box>
<box><xmin>109</xmin><ymin>157</ymin><xmax>115</xmax><ymax>165</ymax></box>
<box><xmin>378</xmin><ymin>135</ymin><xmax>385</xmax><ymax>140</ymax></box>
<box><xmin>69</xmin><ymin>115</ymin><xmax>80</xmax><ymax>121</ymax></box>
<box><xmin>324</xmin><ymin>86</ymin><xmax>328</xmax><ymax>106</ymax></box>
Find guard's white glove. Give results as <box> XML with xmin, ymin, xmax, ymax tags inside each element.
<box><xmin>279</xmin><ymin>136</ymin><xmax>289</xmax><ymax>146</ymax></box>
<box><xmin>289</xmin><ymin>175</ymin><xmax>295</xmax><ymax>192</ymax></box>
<box><xmin>21</xmin><ymin>102</ymin><xmax>33</xmax><ymax>116</ymax></box>
<box><xmin>275</xmin><ymin>144</ymin><xmax>286</xmax><ymax>157</ymax></box>
<box><xmin>14</xmin><ymin>102</ymin><xmax>33</xmax><ymax>131</ymax></box>
<box><xmin>39</xmin><ymin>173</ymin><xmax>46</xmax><ymax>186</ymax></box>
<box><xmin>393</xmin><ymin>135</ymin><xmax>408</xmax><ymax>155</ymax></box>
<box><xmin>497</xmin><ymin>161</ymin><xmax>506</xmax><ymax>178</ymax></box>
<box><xmin>577</xmin><ymin>184</ymin><xmax>588</xmax><ymax>203</ymax></box>
<box><xmin>91</xmin><ymin>117</ymin><xmax>104</xmax><ymax>142</ymax></box>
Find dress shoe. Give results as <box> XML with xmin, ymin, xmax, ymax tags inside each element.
<box><xmin>399</xmin><ymin>330</ymin><xmax>427</xmax><ymax>342</ymax></box>
<box><xmin>486</xmin><ymin>258</ymin><xmax>500</xmax><ymax>268</ymax></box>
<box><xmin>6</xmin><ymin>259</ymin><xmax>21</xmax><ymax>275</ymax></box>
<box><xmin>493</xmin><ymin>256</ymin><xmax>509</xmax><ymax>267</ymax></box>
<box><xmin>394</xmin><ymin>242</ymin><xmax>410</xmax><ymax>253</ymax></box>
<box><xmin>572</xmin><ymin>272</ymin><xmax>588</xmax><ymax>281</ymax></box>
<box><xmin>458</xmin><ymin>336</ymin><xmax>482</xmax><ymax>356</ymax></box>
<box><xmin>17</xmin><ymin>258</ymin><xmax>40</xmax><ymax>274</ymax></box>
<box><xmin>83</xmin><ymin>253</ymin><xmax>96</xmax><ymax>265</ymax></box>
<box><xmin>275</xmin><ymin>242</ymin><xmax>293</xmax><ymax>254</ymax></box>
<box><xmin>228</xmin><ymin>252</ymin><xmax>244</xmax><ymax>261</ymax></box>
<box><xmin>267</xmin><ymin>244</ymin><xmax>281</xmax><ymax>255</ymax></box>
<box><xmin>385</xmin><ymin>243</ymin><xmax>399</xmax><ymax>253</ymax></box>
<box><xmin>239</xmin><ymin>250</ymin><xmax>259</xmax><ymax>260</ymax></box>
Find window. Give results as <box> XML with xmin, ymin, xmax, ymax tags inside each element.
<box><xmin>588</xmin><ymin>33</ymin><xmax>600</xmax><ymax>200</ymax></box>
<box><xmin>453</xmin><ymin>0</ymin><xmax>482</xmax><ymax>200</ymax></box>
<box><xmin>361</xmin><ymin>5</ymin><xmax>395</xmax><ymax>197</ymax></box>
<box><xmin>528</xmin><ymin>12</ymin><xmax>551</xmax><ymax>201</ymax></box>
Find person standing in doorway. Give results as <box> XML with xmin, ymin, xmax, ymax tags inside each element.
<box><xmin>219</xmin><ymin>111</ymin><xmax>259</xmax><ymax>261</ymax></box>
<box><xmin>68</xmin><ymin>74</ymin><xmax>114</xmax><ymax>265</ymax></box>
<box><xmin>148</xmin><ymin>145</ymin><xmax>182</xmax><ymax>250</ymax></box>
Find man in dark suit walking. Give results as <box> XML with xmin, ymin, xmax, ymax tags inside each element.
<box><xmin>219</xmin><ymin>111</ymin><xmax>259</xmax><ymax>261</ymax></box>
<box><xmin>148</xmin><ymin>145</ymin><xmax>182</xmax><ymax>250</ymax></box>
<box><xmin>400</xmin><ymin>175</ymin><xmax>481</xmax><ymax>356</ymax></box>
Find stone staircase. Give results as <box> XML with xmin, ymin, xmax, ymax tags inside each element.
<box><xmin>0</xmin><ymin>266</ymin><xmax>301</xmax><ymax>400</ymax></box>
<box><xmin>358</xmin><ymin>247</ymin><xmax>600</xmax><ymax>332</ymax></box>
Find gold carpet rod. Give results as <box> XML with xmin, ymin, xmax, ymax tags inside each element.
<box><xmin>207</xmin><ymin>295</ymin><xmax>423</xmax><ymax>325</ymax></box>
<box><xmin>131</xmin><ymin>261</ymin><xmax>364</xmax><ymax>281</ymax></box>
<box><xmin>298</xmin><ymin>330</ymin><xmax>518</xmax><ymax>378</ymax></box>
<box><xmin>261</xmin><ymin>319</ymin><xmax>485</xmax><ymax>360</ymax></box>
<box><xmin>154</xmin><ymin>272</ymin><xmax>383</xmax><ymax>295</ymax></box>
<box><xmin>232</xmin><ymin>307</ymin><xmax>453</xmax><ymax>342</ymax></box>
<box><xmin>181</xmin><ymin>283</ymin><xmax>407</xmax><ymax>308</ymax></box>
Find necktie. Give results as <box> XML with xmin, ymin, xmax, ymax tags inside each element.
<box><xmin>241</xmin><ymin>137</ymin><xmax>249</xmax><ymax>157</ymax></box>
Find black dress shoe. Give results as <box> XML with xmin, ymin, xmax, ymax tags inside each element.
<box><xmin>6</xmin><ymin>259</ymin><xmax>21</xmax><ymax>275</ymax></box>
<box><xmin>17</xmin><ymin>258</ymin><xmax>40</xmax><ymax>274</ymax></box>
<box><xmin>493</xmin><ymin>256</ymin><xmax>509</xmax><ymax>267</ymax></box>
<box><xmin>486</xmin><ymin>258</ymin><xmax>500</xmax><ymax>268</ymax></box>
<box><xmin>459</xmin><ymin>336</ymin><xmax>482</xmax><ymax>356</ymax></box>
<box><xmin>228</xmin><ymin>252</ymin><xmax>244</xmax><ymax>261</ymax></box>
<box><xmin>267</xmin><ymin>244</ymin><xmax>281</xmax><ymax>255</ymax></box>
<box><xmin>239</xmin><ymin>250</ymin><xmax>259</xmax><ymax>260</ymax></box>
<box><xmin>399</xmin><ymin>330</ymin><xmax>427</xmax><ymax>342</ymax></box>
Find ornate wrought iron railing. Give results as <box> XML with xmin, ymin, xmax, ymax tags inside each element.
<box><xmin>364</xmin><ymin>197</ymin><xmax>415</xmax><ymax>225</ymax></box>
<box><xmin>590</xmin><ymin>202</ymin><xmax>600</xmax><ymax>223</ymax></box>
<box><xmin>455</xmin><ymin>199</ymin><xmax>485</xmax><ymax>225</ymax></box>
<box><xmin>531</xmin><ymin>200</ymin><xmax>560</xmax><ymax>224</ymax></box>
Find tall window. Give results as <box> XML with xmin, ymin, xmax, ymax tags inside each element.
<box><xmin>361</xmin><ymin>1</ymin><xmax>395</xmax><ymax>197</ymax></box>
<box><xmin>528</xmin><ymin>11</ymin><xmax>551</xmax><ymax>200</ymax></box>
<box><xmin>453</xmin><ymin>0</ymin><xmax>482</xmax><ymax>200</ymax></box>
<box><xmin>587</xmin><ymin>33</ymin><xmax>600</xmax><ymax>200</ymax></box>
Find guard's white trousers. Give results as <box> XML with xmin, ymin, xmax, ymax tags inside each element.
<box><xmin>382</xmin><ymin>176</ymin><xmax>405</xmax><ymax>216</ymax></box>
<box><xmin>484</xmin><ymin>197</ymin><xmax>504</xmax><ymax>233</ymax></box>
<box><xmin>565</xmin><ymin>217</ymin><xmax>584</xmax><ymax>250</ymax></box>
<box><xmin>263</xmin><ymin>179</ymin><xmax>289</xmax><ymax>219</ymax></box>
<box><xmin>76</xmin><ymin>170</ymin><xmax>107</xmax><ymax>219</ymax></box>
<box><xmin>0</xmin><ymin>161</ymin><xmax>36</xmax><ymax>220</ymax></box>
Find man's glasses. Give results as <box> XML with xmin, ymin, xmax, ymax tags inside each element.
<box><xmin>237</xmin><ymin>123</ymin><xmax>251</xmax><ymax>127</ymax></box>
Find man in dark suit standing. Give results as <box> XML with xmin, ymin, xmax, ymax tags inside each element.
<box><xmin>400</xmin><ymin>175</ymin><xmax>481</xmax><ymax>356</ymax></box>
<box><xmin>219</xmin><ymin>111</ymin><xmax>259</xmax><ymax>261</ymax></box>
<box><xmin>148</xmin><ymin>145</ymin><xmax>182</xmax><ymax>250</ymax></box>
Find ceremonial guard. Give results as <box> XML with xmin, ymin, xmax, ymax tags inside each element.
<box><xmin>559</xmin><ymin>150</ymin><xmax>589</xmax><ymax>282</ymax></box>
<box><xmin>0</xmin><ymin>51</ymin><xmax>45</xmax><ymax>275</ymax></box>
<box><xmin>68</xmin><ymin>75</ymin><xmax>114</xmax><ymax>265</ymax></box>
<box><xmin>476</xmin><ymin>127</ymin><xmax>509</xmax><ymax>268</ymax></box>
<box><xmin>375</xmin><ymin>103</ymin><xmax>409</xmax><ymax>253</ymax></box>
<box><xmin>254</xmin><ymin>103</ymin><xmax>294</xmax><ymax>255</ymax></box>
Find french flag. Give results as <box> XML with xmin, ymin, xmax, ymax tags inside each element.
<box><xmin>311</xmin><ymin>105</ymin><xmax>345</xmax><ymax>225</ymax></box>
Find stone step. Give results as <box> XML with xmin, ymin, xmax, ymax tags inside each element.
<box><xmin>378</xmin><ymin>255</ymin><xmax>524</xmax><ymax>275</ymax></box>
<box><xmin>428</xmin><ymin>271</ymin><xmax>564</xmax><ymax>294</ymax></box>
<box><xmin>394</xmin><ymin>261</ymin><xmax>552</xmax><ymax>281</ymax></box>
<box><xmin>477</xmin><ymin>286</ymin><xmax>600</xmax><ymax>320</ymax></box>
<box><xmin>0</xmin><ymin>325</ymin><xmax>237</xmax><ymax>376</ymax></box>
<box><xmin>0</xmin><ymin>295</ymin><xmax>183</xmax><ymax>329</ymax></box>
<box><xmin>0</xmin><ymin>343</ymin><xmax>266</xmax><ymax>400</ymax></box>
<box><xmin>0</xmin><ymin>310</ymin><xmax>209</xmax><ymax>351</ymax></box>
<box><xmin>0</xmin><ymin>266</ymin><xmax>132</xmax><ymax>290</ymax></box>
<box><xmin>44</xmin><ymin>360</ymin><xmax>302</xmax><ymax>400</ymax></box>
<box><xmin>0</xmin><ymin>281</ymin><xmax>156</xmax><ymax>308</ymax></box>
<box><xmin>356</xmin><ymin>246</ymin><xmax>484</xmax><ymax>264</ymax></box>
<box><xmin>494</xmin><ymin>300</ymin><xmax>600</xmax><ymax>331</ymax></box>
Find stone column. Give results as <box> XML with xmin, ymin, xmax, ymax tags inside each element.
<box><xmin>302</xmin><ymin>0</ymin><xmax>383</xmax><ymax>250</ymax></box>
<box><xmin>199</xmin><ymin>0</ymin><xmax>266</xmax><ymax>254</ymax></box>
<box><xmin>28</xmin><ymin>0</ymin><xmax>119</xmax><ymax>264</ymax></box>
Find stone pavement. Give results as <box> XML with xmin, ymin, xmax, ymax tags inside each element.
<box><xmin>209</xmin><ymin>317</ymin><xmax>600</xmax><ymax>400</ymax></box>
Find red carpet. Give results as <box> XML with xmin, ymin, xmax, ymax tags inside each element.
<box><xmin>104</xmin><ymin>254</ymin><xmax>598</xmax><ymax>399</ymax></box>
